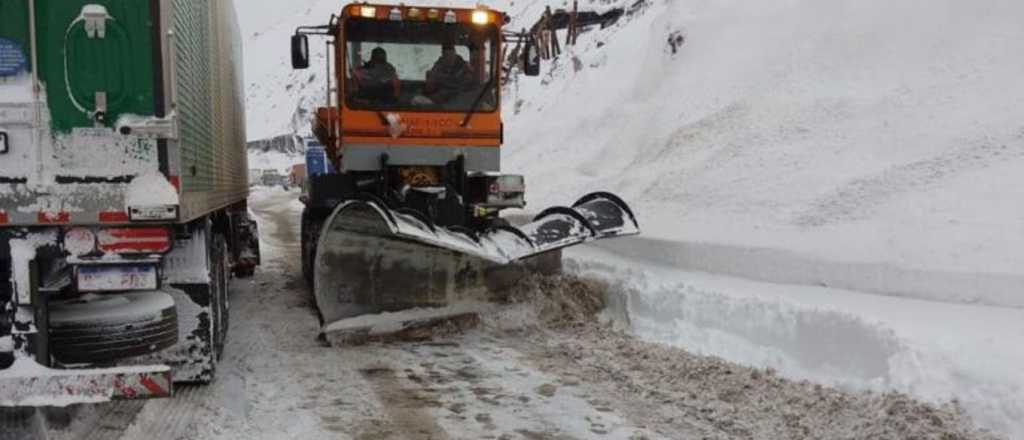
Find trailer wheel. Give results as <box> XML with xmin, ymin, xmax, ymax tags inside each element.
<box><xmin>213</xmin><ymin>234</ymin><xmax>230</xmax><ymax>360</ymax></box>
<box><xmin>49</xmin><ymin>292</ymin><xmax>178</xmax><ymax>365</ymax></box>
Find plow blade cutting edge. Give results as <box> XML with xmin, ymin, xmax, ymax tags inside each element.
<box><xmin>313</xmin><ymin>192</ymin><xmax>639</xmax><ymax>325</ymax></box>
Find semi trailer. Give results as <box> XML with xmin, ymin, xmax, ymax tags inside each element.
<box><xmin>0</xmin><ymin>0</ymin><xmax>258</xmax><ymax>404</ymax></box>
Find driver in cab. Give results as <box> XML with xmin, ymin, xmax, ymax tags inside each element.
<box><xmin>352</xmin><ymin>47</ymin><xmax>400</xmax><ymax>104</ymax></box>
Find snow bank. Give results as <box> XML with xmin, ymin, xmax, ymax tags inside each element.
<box><xmin>566</xmin><ymin>247</ymin><xmax>1024</xmax><ymax>438</ymax></box>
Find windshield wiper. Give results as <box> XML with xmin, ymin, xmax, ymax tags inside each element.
<box><xmin>460</xmin><ymin>77</ymin><xmax>497</xmax><ymax>127</ymax></box>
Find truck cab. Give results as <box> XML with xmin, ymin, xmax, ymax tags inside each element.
<box><xmin>292</xmin><ymin>4</ymin><xmax>536</xmax><ymax>231</ymax></box>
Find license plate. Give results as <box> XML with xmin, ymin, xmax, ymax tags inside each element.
<box><xmin>77</xmin><ymin>265</ymin><xmax>158</xmax><ymax>292</ymax></box>
<box><xmin>72</xmin><ymin>127</ymin><xmax>112</xmax><ymax>138</ymax></box>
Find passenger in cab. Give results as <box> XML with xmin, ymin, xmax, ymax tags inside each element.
<box><xmin>425</xmin><ymin>43</ymin><xmax>476</xmax><ymax>104</ymax></box>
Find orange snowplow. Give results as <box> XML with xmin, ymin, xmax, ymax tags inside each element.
<box><xmin>292</xmin><ymin>3</ymin><xmax>639</xmax><ymax>326</ymax></box>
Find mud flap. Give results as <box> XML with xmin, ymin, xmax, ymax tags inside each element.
<box><xmin>313</xmin><ymin>192</ymin><xmax>638</xmax><ymax>324</ymax></box>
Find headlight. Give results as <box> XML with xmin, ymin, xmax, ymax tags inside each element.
<box><xmin>360</xmin><ymin>6</ymin><xmax>377</xmax><ymax>18</ymax></box>
<box><xmin>471</xmin><ymin>10</ymin><xmax>490</xmax><ymax>25</ymax></box>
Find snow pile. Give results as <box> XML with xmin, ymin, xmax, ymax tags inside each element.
<box><xmin>504</xmin><ymin>0</ymin><xmax>1024</xmax><ymax>284</ymax></box>
<box><xmin>567</xmin><ymin>247</ymin><xmax>1024</xmax><ymax>438</ymax></box>
<box><xmin>534</xmin><ymin>322</ymin><xmax>998</xmax><ymax>440</ymax></box>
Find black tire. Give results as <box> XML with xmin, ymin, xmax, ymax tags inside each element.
<box><xmin>49</xmin><ymin>292</ymin><xmax>178</xmax><ymax>364</ymax></box>
<box><xmin>211</xmin><ymin>234</ymin><xmax>229</xmax><ymax>361</ymax></box>
<box><xmin>301</xmin><ymin>209</ymin><xmax>323</xmax><ymax>290</ymax></box>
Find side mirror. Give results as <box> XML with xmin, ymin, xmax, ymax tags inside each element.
<box><xmin>291</xmin><ymin>34</ymin><xmax>310</xmax><ymax>69</ymax></box>
<box><xmin>523</xmin><ymin>36</ymin><xmax>540</xmax><ymax>76</ymax></box>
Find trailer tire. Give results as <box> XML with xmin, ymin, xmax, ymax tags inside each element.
<box><xmin>49</xmin><ymin>292</ymin><xmax>178</xmax><ymax>365</ymax></box>
<box><xmin>212</xmin><ymin>234</ymin><xmax>230</xmax><ymax>360</ymax></box>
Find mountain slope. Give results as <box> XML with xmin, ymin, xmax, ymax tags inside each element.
<box><xmin>504</xmin><ymin>0</ymin><xmax>1024</xmax><ymax>280</ymax></box>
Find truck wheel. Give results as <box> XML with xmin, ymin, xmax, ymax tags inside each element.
<box><xmin>301</xmin><ymin>209</ymin><xmax>322</xmax><ymax>290</ymax></box>
<box><xmin>211</xmin><ymin>234</ymin><xmax>230</xmax><ymax>361</ymax></box>
<box><xmin>49</xmin><ymin>292</ymin><xmax>178</xmax><ymax>364</ymax></box>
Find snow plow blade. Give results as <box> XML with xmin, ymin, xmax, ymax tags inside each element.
<box><xmin>0</xmin><ymin>359</ymin><xmax>172</xmax><ymax>406</ymax></box>
<box><xmin>313</xmin><ymin>192</ymin><xmax>638</xmax><ymax>325</ymax></box>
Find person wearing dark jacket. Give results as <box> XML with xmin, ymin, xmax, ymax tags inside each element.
<box><xmin>353</xmin><ymin>47</ymin><xmax>400</xmax><ymax>104</ymax></box>
<box><xmin>424</xmin><ymin>44</ymin><xmax>475</xmax><ymax>104</ymax></box>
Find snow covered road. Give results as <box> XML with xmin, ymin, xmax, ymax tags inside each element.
<box><xmin>19</xmin><ymin>187</ymin><xmax>998</xmax><ymax>439</ymax></box>
<box><xmin>39</xmin><ymin>188</ymin><xmax>673</xmax><ymax>440</ymax></box>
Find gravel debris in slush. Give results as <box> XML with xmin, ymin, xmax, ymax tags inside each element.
<box><xmin>495</xmin><ymin>274</ymin><xmax>1002</xmax><ymax>440</ymax></box>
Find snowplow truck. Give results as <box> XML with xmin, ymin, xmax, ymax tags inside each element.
<box><xmin>0</xmin><ymin>0</ymin><xmax>258</xmax><ymax>405</ymax></box>
<box><xmin>292</xmin><ymin>3</ymin><xmax>639</xmax><ymax>326</ymax></box>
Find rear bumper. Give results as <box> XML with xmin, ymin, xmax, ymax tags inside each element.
<box><xmin>0</xmin><ymin>358</ymin><xmax>172</xmax><ymax>407</ymax></box>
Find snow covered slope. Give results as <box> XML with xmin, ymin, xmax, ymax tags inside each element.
<box><xmin>506</xmin><ymin>0</ymin><xmax>1024</xmax><ymax>287</ymax></box>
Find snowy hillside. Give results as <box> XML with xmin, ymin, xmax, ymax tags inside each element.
<box><xmin>506</xmin><ymin>0</ymin><xmax>1024</xmax><ymax>281</ymax></box>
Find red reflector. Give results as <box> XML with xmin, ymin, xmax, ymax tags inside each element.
<box><xmin>97</xmin><ymin>228</ymin><xmax>172</xmax><ymax>254</ymax></box>
<box><xmin>0</xmin><ymin>212</ymin><xmax>7</xmax><ymax>225</ymax></box>
<box><xmin>168</xmin><ymin>176</ymin><xmax>181</xmax><ymax>193</ymax></box>
<box><xmin>38</xmin><ymin>212</ymin><xmax>70</xmax><ymax>224</ymax></box>
<box><xmin>99</xmin><ymin>211</ymin><xmax>130</xmax><ymax>223</ymax></box>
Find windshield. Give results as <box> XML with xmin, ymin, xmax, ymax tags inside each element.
<box><xmin>344</xmin><ymin>18</ymin><xmax>498</xmax><ymax>112</ymax></box>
